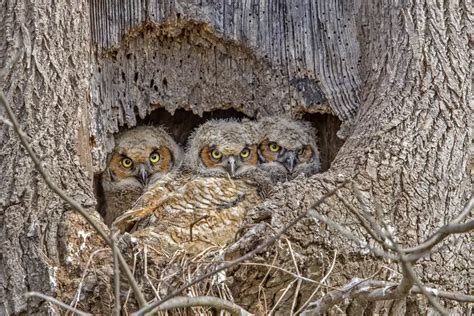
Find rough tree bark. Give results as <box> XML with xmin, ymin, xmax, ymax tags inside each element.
<box><xmin>0</xmin><ymin>0</ymin><xmax>471</xmax><ymax>314</ymax></box>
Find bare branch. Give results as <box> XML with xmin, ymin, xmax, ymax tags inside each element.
<box><xmin>399</xmin><ymin>255</ymin><xmax>448</xmax><ymax>315</ymax></box>
<box><xmin>112</xmin><ymin>232</ymin><xmax>121</xmax><ymax>316</ymax></box>
<box><xmin>71</xmin><ymin>248</ymin><xmax>110</xmax><ymax>308</ymax></box>
<box><xmin>133</xmin><ymin>179</ymin><xmax>351</xmax><ymax>315</ymax></box>
<box><xmin>377</xmin><ymin>210</ymin><xmax>449</xmax><ymax>316</ymax></box>
<box><xmin>303</xmin><ymin>191</ymin><xmax>472</xmax><ymax>314</ymax></box>
<box><xmin>238</xmin><ymin>262</ymin><xmax>329</xmax><ymax>285</ymax></box>
<box><xmin>403</xmin><ymin>220</ymin><xmax>474</xmax><ymax>258</ymax></box>
<box><xmin>25</xmin><ymin>292</ymin><xmax>92</xmax><ymax>316</ymax></box>
<box><xmin>337</xmin><ymin>191</ymin><xmax>386</xmax><ymax>246</ymax></box>
<box><xmin>302</xmin><ymin>277</ymin><xmax>474</xmax><ymax>315</ymax></box>
<box><xmin>149</xmin><ymin>296</ymin><xmax>253</xmax><ymax>315</ymax></box>
<box><xmin>452</xmin><ymin>194</ymin><xmax>474</xmax><ymax>223</ymax></box>
<box><xmin>294</xmin><ymin>250</ymin><xmax>338</xmax><ymax>314</ymax></box>
<box><xmin>307</xmin><ymin>208</ymin><xmax>399</xmax><ymax>260</ymax></box>
<box><xmin>0</xmin><ymin>92</ymin><xmax>147</xmax><ymax>308</ymax></box>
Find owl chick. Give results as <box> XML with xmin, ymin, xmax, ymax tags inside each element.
<box><xmin>257</xmin><ymin>117</ymin><xmax>320</xmax><ymax>180</ymax></box>
<box><xmin>113</xmin><ymin>119</ymin><xmax>262</xmax><ymax>255</ymax></box>
<box><xmin>102</xmin><ymin>126</ymin><xmax>183</xmax><ymax>226</ymax></box>
<box><xmin>184</xmin><ymin>119</ymin><xmax>260</xmax><ymax>178</ymax></box>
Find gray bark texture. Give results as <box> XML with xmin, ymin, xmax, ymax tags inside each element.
<box><xmin>0</xmin><ymin>0</ymin><xmax>472</xmax><ymax>314</ymax></box>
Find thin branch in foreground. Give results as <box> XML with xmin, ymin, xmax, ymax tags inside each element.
<box><xmin>152</xmin><ymin>296</ymin><xmax>253</xmax><ymax>315</ymax></box>
<box><xmin>25</xmin><ymin>292</ymin><xmax>91</xmax><ymax>316</ymax></box>
<box><xmin>304</xmin><ymin>192</ymin><xmax>472</xmax><ymax>314</ymax></box>
<box><xmin>307</xmin><ymin>208</ymin><xmax>398</xmax><ymax>260</ymax></box>
<box><xmin>301</xmin><ymin>276</ymin><xmax>474</xmax><ymax>315</ymax></box>
<box><xmin>112</xmin><ymin>232</ymin><xmax>121</xmax><ymax>316</ymax></box>
<box><xmin>70</xmin><ymin>248</ymin><xmax>110</xmax><ymax>310</ymax></box>
<box><xmin>294</xmin><ymin>250</ymin><xmax>338</xmax><ymax>314</ymax></box>
<box><xmin>401</xmin><ymin>195</ymin><xmax>473</xmax><ymax>256</ymax></box>
<box><xmin>133</xmin><ymin>179</ymin><xmax>351</xmax><ymax>315</ymax></box>
<box><xmin>0</xmin><ymin>92</ymin><xmax>147</xmax><ymax>308</ymax></box>
<box><xmin>378</xmin><ymin>215</ymin><xmax>449</xmax><ymax>316</ymax></box>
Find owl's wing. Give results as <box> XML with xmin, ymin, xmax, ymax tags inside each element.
<box><xmin>128</xmin><ymin>177</ymin><xmax>261</xmax><ymax>256</ymax></box>
<box><xmin>112</xmin><ymin>175</ymin><xmax>177</xmax><ymax>232</ymax></box>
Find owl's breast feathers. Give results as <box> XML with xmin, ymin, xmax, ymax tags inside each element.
<box><xmin>113</xmin><ymin>174</ymin><xmax>261</xmax><ymax>255</ymax></box>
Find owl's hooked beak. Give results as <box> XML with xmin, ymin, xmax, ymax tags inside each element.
<box><xmin>225</xmin><ymin>156</ymin><xmax>237</xmax><ymax>177</ymax></box>
<box><xmin>136</xmin><ymin>164</ymin><xmax>150</xmax><ymax>186</ymax></box>
<box><xmin>279</xmin><ymin>151</ymin><xmax>298</xmax><ymax>173</ymax></box>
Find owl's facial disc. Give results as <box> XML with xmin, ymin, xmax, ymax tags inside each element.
<box><xmin>110</xmin><ymin>146</ymin><xmax>174</xmax><ymax>186</ymax></box>
<box><xmin>259</xmin><ymin>140</ymin><xmax>314</xmax><ymax>173</ymax></box>
<box><xmin>200</xmin><ymin>145</ymin><xmax>258</xmax><ymax>177</ymax></box>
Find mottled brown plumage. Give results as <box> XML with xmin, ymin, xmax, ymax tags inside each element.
<box><xmin>102</xmin><ymin>126</ymin><xmax>182</xmax><ymax>226</ymax></box>
<box><xmin>113</xmin><ymin>119</ymin><xmax>262</xmax><ymax>257</ymax></box>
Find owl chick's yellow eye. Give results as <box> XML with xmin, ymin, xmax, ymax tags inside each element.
<box><xmin>240</xmin><ymin>148</ymin><xmax>251</xmax><ymax>158</ymax></box>
<box><xmin>121</xmin><ymin>158</ymin><xmax>133</xmax><ymax>168</ymax></box>
<box><xmin>149</xmin><ymin>152</ymin><xmax>160</xmax><ymax>164</ymax></box>
<box><xmin>210</xmin><ymin>149</ymin><xmax>223</xmax><ymax>160</ymax></box>
<box><xmin>269</xmin><ymin>143</ymin><xmax>281</xmax><ymax>152</ymax></box>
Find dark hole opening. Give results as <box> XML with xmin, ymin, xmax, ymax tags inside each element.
<box><xmin>138</xmin><ymin>108</ymin><xmax>249</xmax><ymax>145</ymax></box>
<box><xmin>94</xmin><ymin>173</ymin><xmax>107</xmax><ymax>218</ymax></box>
<box><xmin>303</xmin><ymin>113</ymin><xmax>344</xmax><ymax>171</ymax></box>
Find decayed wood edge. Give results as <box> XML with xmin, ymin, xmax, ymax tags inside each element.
<box><xmin>89</xmin><ymin>19</ymin><xmax>316</xmax><ymax>172</ymax></box>
<box><xmin>0</xmin><ymin>92</ymin><xmax>147</xmax><ymax>309</ymax></box>
<box><xmin>89</xmin><ymin>0</ymin><xmax>360</xmax><ymax>140</ymax></box>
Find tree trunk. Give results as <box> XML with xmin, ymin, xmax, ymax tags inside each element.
<box><xmin>0</xmin><ymin>1</ymin><xmax>95</xmax><ymax>314</ymax></box>
<box><xmin>0</xmin><ymin>0</ymin><xmax>471</xmax><ymax>314</ymax></box>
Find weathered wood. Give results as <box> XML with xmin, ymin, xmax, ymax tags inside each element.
<box><xmin>89</xmin><ymin>0</ymin><xmax>361</xmax><ymax>170</ymax></box>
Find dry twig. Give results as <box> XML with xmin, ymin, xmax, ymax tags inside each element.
<box><xmin>25</xmin><ymin>292</ymin><xmax>91</xmax><ymax>316</ymax></box>
<box><xmin>112</xmin><ymin>232</ymin><xmax>121</xmax><ymax>316</ymax></box>
<box><xmin>151</xmin><ymin>296</ymin><xmax>253</xmax><ymax>315</ymax></box>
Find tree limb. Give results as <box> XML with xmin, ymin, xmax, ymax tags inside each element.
<box><xmin>112</xmin><ymin>232</ymin><xmax>121</xmax><ymax>316</ymax></box>
<box><xmin>302</xmin><ymin>192</ymin><xmax>473</xmax><ymax>314</ymax></box>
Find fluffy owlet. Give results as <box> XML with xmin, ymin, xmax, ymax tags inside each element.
<box><xmin>101</xmin><ymin>126</ymin><xmax>183</xmax><ymax>226</ymax></box>
<box><xmin>257</xmin><ymin>116</ymin><xmax>320</xmax><ymax>180</ymax></box>
<box><xmin>184</xmin><ymin>119</ymin><xmax>260</xmax><ymax>178</ymax></box>
<box><xmin>113</xmin><ymin>119</ymin><xmax>262</xmax><ymax>256</ymax></box>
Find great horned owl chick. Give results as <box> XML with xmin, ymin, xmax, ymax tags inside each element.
<box><xmin>102</xmin><ymin>126</ymin><xmax>182</xmax><ymax>226</ymax></box>
<box><xmin>113</xmin><ymin>119</ymin><xmax>262</xmax><ymax>255</ymax></box>
<box><xmin>184</xmin><ymin>119</ymin><xmax>260</xmax><ymax>178</ymax></box>
<box><xmin>257</xmin><ymin>116</ymin><xmax>320</xmax><ymax>180</ymax></box>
